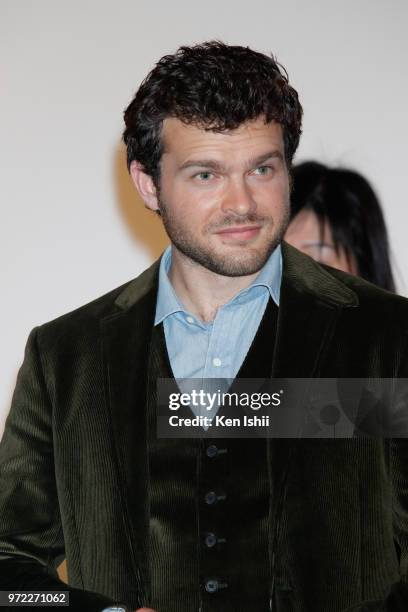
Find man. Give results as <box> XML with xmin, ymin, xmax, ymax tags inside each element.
<box><xmin>1</xmin><ymin>41</ymin><xmax>408</xmax><ymax>612</ymax></box>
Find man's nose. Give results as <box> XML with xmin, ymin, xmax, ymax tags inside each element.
<box><xmin>220</xmin><ymin>177</ymin><xmax>256</xmax><ymax>216</ymax></box>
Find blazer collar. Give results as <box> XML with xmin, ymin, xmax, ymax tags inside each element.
<box><xmin>107</xmin><ymin>242</ymin><xmax>359</xmax><ymax>381</ymax></box>
<box><xmin>280</xmin><ymin>241</ymin><xmax>358</xmax><ymax>309</ymax></box>
<box><xmin>114</xmin><ymin>258</ymin><xmax>161</xmax><ymax>311</ymax></box>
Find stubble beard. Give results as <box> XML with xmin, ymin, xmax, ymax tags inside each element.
<box><xmin>158</xmin><ymin>195</ymin><xmax>290</xmax><ymax>277</ymax></box>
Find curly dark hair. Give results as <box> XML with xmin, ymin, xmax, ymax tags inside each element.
<box><xmin>123</xmin><ymin>41</ymin><xmax>303</xmax><ymax>183</ymax></box>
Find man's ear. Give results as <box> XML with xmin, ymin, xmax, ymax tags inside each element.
<box><xmin>129</xmin><ymin>161</ymin><xmax>159</xmax><ymax>212</ymax></box>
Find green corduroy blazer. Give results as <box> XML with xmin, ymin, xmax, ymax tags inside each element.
<box><xmin>1</xmin><ymin>242</ymin><xmax>408</xmax><ymax>612</ymax></box>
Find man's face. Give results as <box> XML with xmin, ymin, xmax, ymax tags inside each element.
<box><xmin>145</xmin><ymin>116</ymin><xmax>290</xmax><ymax>277</ymax></box>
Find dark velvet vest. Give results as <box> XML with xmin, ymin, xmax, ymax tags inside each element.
<box><xmin>146</xmin><ymin>298</ymin><xmax>278</xmax><ymax>612</ymax></box>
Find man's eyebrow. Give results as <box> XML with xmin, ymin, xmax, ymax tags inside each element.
<box><xmin>178</xmin><ymin>150</ymin><xmax>284</xmax><ymax>172</ymax></box>
<box><xmin>249</xmin><ymin>150</ymin><xmax>284</xmax><ymax>167</ymax></box>
<box><xmin>178</xmin><ymin>159</ymin><xmax>226</xmax><ymax>172</ymax></box>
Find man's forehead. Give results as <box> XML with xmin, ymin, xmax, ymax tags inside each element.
<box><xmin>161</xmin><ymin>116</ymin><xmax>284</xmax><ymax>158</ymax></box>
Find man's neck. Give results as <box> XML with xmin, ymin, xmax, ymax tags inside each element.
<box><xmin>168</xmin><ymin>247</ymin><xmax>260</xmax><ymax>323</ymax></box>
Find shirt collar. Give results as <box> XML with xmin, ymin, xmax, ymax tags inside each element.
<box><xmin>155</xmin><ymin>247</ymin><xmax>184</xmax><ymax>326</ymax></box>
<box><xmin>154</xmin><ymin>243</ymin><xmax>282</xmax><ymax>326</ymax></box>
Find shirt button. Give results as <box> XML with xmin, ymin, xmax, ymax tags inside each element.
<box><xmin>205</xmin><ymin>532</ymin><xmax>218</xmax><ymax>548</ymax></box>
<box><xmin>205</xmin><ymin>579</ymin><xmax>219</xmax><ymax>594</ymax></box>
<box><xmin>186</xmin><ymin>316</ymin><xmax>194</xmax><ymax>324</ymax></box>
<box><xmin>212</xmin><ymin>357</ymin><xmax>222</xmax><ymax>367</ymax></box>
<box><xmin>204</xmin><ymin>491</ymin><xmax>217</xmax><ymax>505</ymax></box>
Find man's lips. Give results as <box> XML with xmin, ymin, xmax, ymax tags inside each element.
<box><xmin>214</xmin><ymin>225</ymin><xmax>262</xmax><ymax>240</ymax></box>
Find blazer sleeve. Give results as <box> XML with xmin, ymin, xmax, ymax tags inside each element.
<box><xmin>385</xmin><ymin>339</ymin><xmax>408</xmax><ymax>611</ymax></box>
<box><xmin>342</xmin><ymin>339</ymin><xmax>408</xmax><ymax>612</ymax></box>
<box><xmin>0</xmin><ymin>328</ymin><xmax>119</xmax><ymax>611</ymax></box>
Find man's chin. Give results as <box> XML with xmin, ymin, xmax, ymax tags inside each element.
<box><xmin>192</xmin><ymin>248</ymin><xmax>278</xmax><ymax>277</ymax></box>
<box><xmin>206</xmin><ymin>262</ymin><xmax>267</xmax><ymax>277</ymax></box>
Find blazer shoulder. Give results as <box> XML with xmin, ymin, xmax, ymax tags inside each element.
<box><xmin>34</xmin><ymin>259</ymin><xmax>160</xmax><ymax>347</ymax></box>
<box><xmin>322</xmin><ymin>263</ymin><xmax>408</xmax><ymax>319</ymax></box>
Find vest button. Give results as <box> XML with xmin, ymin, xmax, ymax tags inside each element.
<box><xmin>205</xmin><ymin>579</ymin><xmax>219</xmax><ymax>594</ymax></box>
<box><xmin>206</xmin><ymin>445</ymin><xmax>228</xmax><ymax>458</ymax></box>
<box><xmin>204</xmin><ymin>491</ymin><xmax>226</xmax><ymax>505</ymax></box>
<box><xmin>204</xmin><ymin>491</ymin><xmax>217</xmax><ymax>505</ymax></box>
<box><xmin>205</xmin><ymin>532</ymin><xmax>217</xmax><ymax>548</ymax></box>
<box><xmin>206</xmin><ymin>444</ymin><xmax>219</xmax><ymax>458</ymax></box>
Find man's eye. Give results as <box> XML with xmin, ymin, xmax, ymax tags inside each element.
<box><xmin>253</xmin><ymin>166</ymin><xmax>272</xmax><ymax>176</ymax></box>
<box><xmin>194</xmin><ymin>171</ymin><xmax>214</xmax><ymax>181</ymax></box>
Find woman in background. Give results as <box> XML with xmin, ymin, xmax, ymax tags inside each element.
<box><xmin>285</xmin><ymin>161</ymin><xmax>396</xmax><ymax>292</ymax></box>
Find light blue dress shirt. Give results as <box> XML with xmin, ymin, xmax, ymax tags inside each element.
<box><xmin>154</xmin><ymin>244</ymin><xmax>282</xmax><ymax>383</ymax></box>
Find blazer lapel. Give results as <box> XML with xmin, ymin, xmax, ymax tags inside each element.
<box><xmin>100</xmin><ymin>260</ymin><xmax>160</xmax><ymax>603</ymax></box>
<box><xmin>268</xmin><ymin>243</ymin><xmax>360</xmax><ymax>586</ymax></box>
<box><xmin>270</xmin><ymin>242</ymin><xmax>359</xmax><ymax>443</ymax></box>
<box><xmin>273</xmin><ymin>242</ymin><xmax>359</xmax><ymax>379</ymax></box>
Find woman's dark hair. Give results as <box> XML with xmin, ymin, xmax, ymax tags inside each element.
<box><xmin>291</xmin><ymin>161</ymin><xmax>395</xmax><ymax>292</ymax></box>
<box><xmin>123</xmin><ymin>41</ymin><xmax>302</xmax><ymax>184</ymax></box>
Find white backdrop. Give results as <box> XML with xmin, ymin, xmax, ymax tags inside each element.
<box><xmin>1</xmin><ymin>0</ymin><xmax>407</xmax><ymax>433</ymax></box>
